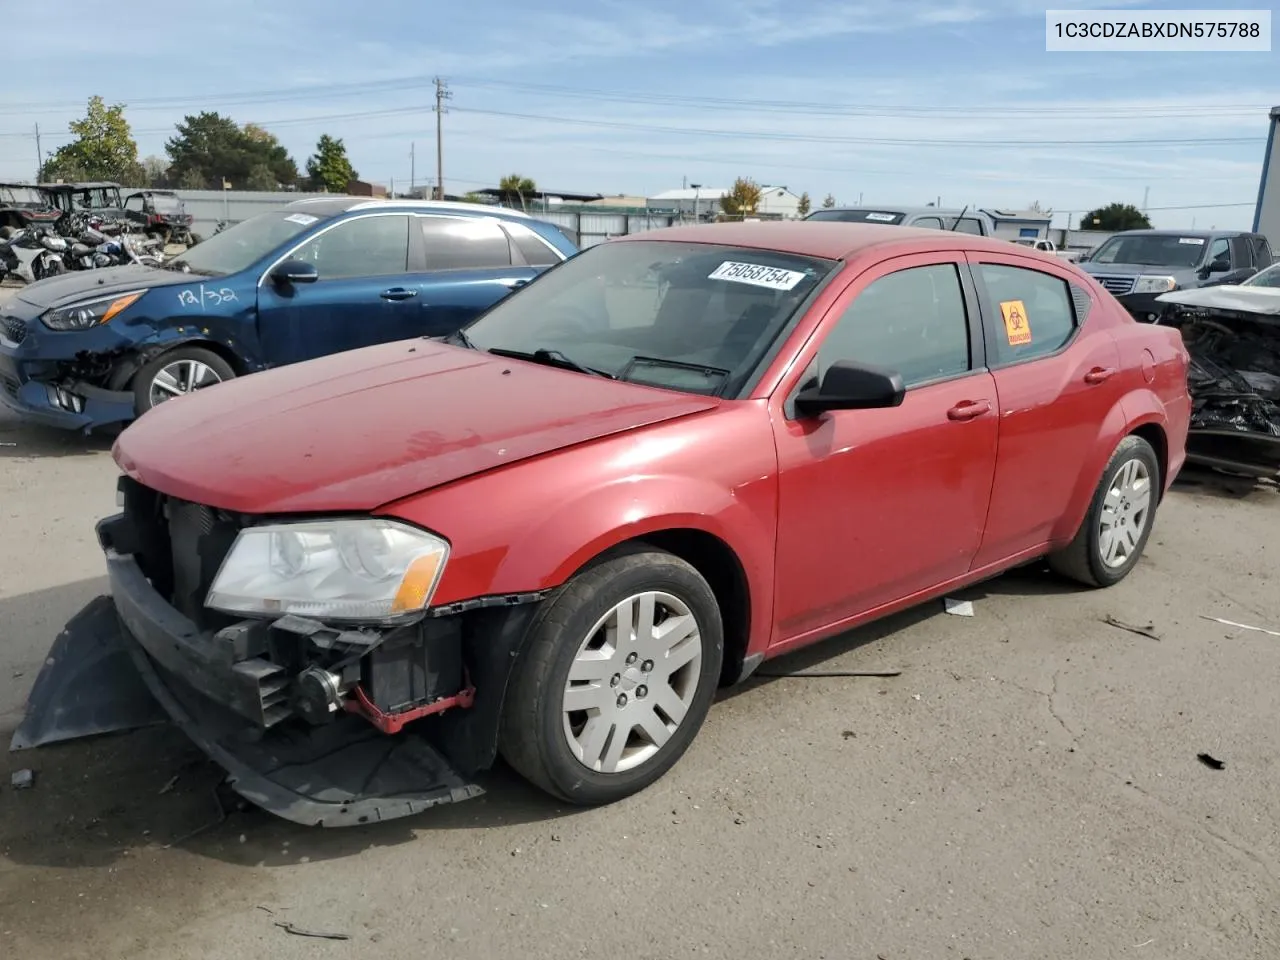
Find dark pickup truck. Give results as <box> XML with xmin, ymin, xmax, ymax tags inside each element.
<box><xmin>1077</xmin><ymin>228</ymin><xmax>1273</xmax><ymax>322</ymax></box>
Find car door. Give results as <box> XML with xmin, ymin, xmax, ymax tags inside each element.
<box><xmin>771</xmin><ymin>254</ymin><xmax>999</xmax><ymax>641</ymax></box>
<box><xmin>965</xmin><ymin>252</ymin><xmax>1126</xmax><ymax>567</ymax></box>
<box><xmin>413</xmin><ymin>215</ymin><xmax>543</xmax><ymax>337</ymax></box>
<box><xmin>256</xmin><ymin>212</ymin><xmax>421</xmax><ymax>366</ymax></box>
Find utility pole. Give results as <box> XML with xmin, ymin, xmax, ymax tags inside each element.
<box><xmin>34</xmin><ymin>123</ymin><xmax>42</xmax><ymax>181</ymax></box>
<box><xmin>410</xmin><ymin>142</ymin><xmax>415</xmax><ymax>195</ymax></box>
<box><xmin>433</xmin><ymin>77</ymin><xmax>452</xmax><ymax>200</ymax></box>
<box><xmin>1141</xmin><ymin>185</ymin><xmax>1150</xmax><ymax>214</ymax></box>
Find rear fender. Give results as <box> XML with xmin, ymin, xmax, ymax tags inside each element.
<box><xmin>1048</xmin><ymin>396</ymin><xmax>1134</xmax><ymax>544</ymax></box>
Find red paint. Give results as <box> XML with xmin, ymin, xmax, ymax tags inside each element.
<box><xmin>344</xmin><ymin>683</ymin><xmax>476</xmax><ymax>734</ymax></box>
<box><xmin>114</xmin><ymin>225</ymin><xmax>1191</xmax><ymax>675</ymax></box>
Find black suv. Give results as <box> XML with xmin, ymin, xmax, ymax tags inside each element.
<box><xmin>1077</xmin><ymin>228</ymin><xmax>1273</xmax><ymax>321</ymax></box>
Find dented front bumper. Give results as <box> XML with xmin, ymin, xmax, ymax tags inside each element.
<box><xmin>10</xmin><ymin>514</ymin><xmax>496</xmax><ymax>826</ymax></box>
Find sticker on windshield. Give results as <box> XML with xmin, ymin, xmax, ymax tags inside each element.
<box><xmin>1178</xmin><ymin>237</ymin><xmax>1205</xmax><ymax>245</ymax></box>
<box><xmin>1000</xmin><ymin>299</ymin><xmax>1032</xmax><ymax>346</ymax></box>
<box><xmin>284</xmin><ymin>213</ymin><xmax>318</xmax><ymax>226</ymax></box>
<box><xmin>708</xmin><ymin>261</ymin><xmax>807</xmax><ymax>291</ymax></box>
<box><xmin>865</xmin><ymin>212</ymin><xmax>897</xmax><ymax>222</ymax></box>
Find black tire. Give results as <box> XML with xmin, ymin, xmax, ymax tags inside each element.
<box><xmin>498</xmin><ymin>547</ymin><xmax>724</xmax><ymax>805</ymax></box>
<box><xmin>1048</xmin><ymin>434</ymin><xmax>1161</xmax><ymax>588</ymax></box>
<box><xmin>131</xmin><ymin>345</ymin><xmax>236</xmax><ymax>416</ymax></box>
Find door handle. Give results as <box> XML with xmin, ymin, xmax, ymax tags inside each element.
<box><xmin>380</xmin><ymin>287</ymin><xmax>418</xmax><ymax>301</ymax></box>
<box><xmin>947</xmin><ymin>400</ymin><xmax>991</xmax><ymax>421</ymax></box>
<box><xmin>1084</xmin><ymin>366</ymin><xmax>1117</xmax><ymax>384</ymax></box>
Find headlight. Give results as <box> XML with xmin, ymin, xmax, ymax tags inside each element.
<box><xmin>1132</xmin><ymin>276</ymin><xmax>1177</xmax><ymax>294</ymax></box>
<box><xmin>205</xmin><ymin>519</ymin><xmax>450</xmax><ymax>623</ymax></box>
<box><xmin>41</xmin><ymin>291</ymin><xmax>145</xmax><ymax>331</ymax></box>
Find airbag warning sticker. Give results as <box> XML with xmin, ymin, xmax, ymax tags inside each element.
<box><xmin>708</xmin><ymin>261</ymin><xmax>806</xmax><ymax>290</ymax></box>
<box><xmin>1000</xmin><ymin>299</ymin><xmax>1032</xmax><ymax>346</ymax></box>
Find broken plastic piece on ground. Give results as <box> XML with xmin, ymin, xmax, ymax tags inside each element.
<box><xmin>1200</xmin><ymin>615</ymin><xmax>1280</xmax><ymax>638</ymax></box>
<box><xmin>944</xmin><ymin>598</ymin><xmax>975</xmax><ymax>617</ymax></box>
<box><xmin>11</xmin><ymin>768</ymin><xmax>34</xmax><ymax>789</ymax></box>
<box><xmin>10</xmin><ymin>595</ymin><xmax>169</xmax><ymax>751</ymax></box>
<box><xmin>1197</xmin><ymin>752</ymin><xmax>1226</xmax><ymax>770</ymax></box>
<box><xmin>1101</xmin><ymin>615</ymin><xmax>1161</xmax><ymax>641</ymax></box>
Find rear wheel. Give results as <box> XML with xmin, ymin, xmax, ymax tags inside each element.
<box><xmin>1048</xmin><ymin>434</ymin><xmax>1160</xmax><ymax>587</ymax></box>
<box><xmin>499</xmin><ymin>548</ymin><xmax>724</xmax><ymax>805</ymax></box>
<box><xmin>131</xmin><ymin>346</ymin><xmax>235</xmax><ymax>416</ymax></box>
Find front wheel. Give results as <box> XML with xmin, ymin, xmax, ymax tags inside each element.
<box><xmin>1048</xmin><ymin>434</ymin><xmax>1160</xmax><ymax>587</ymax></box>
<box><xmin>499</xmin><ymin>548</ymin><xmax>724</xmax><ymax>805</ymax></box>
<box><xmin>131</xmin><ymin>346</ymin><xmax>236</xmax><ymax>416</ymax></box>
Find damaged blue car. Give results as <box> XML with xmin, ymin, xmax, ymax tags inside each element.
<box><xmin>0</xmin><ymin>197</ymin><xmax>577</xmax><ymax>432</ymax></box>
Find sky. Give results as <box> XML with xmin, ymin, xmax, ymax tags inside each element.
<box><xmin>1</xmin><ymin>0</ymin><xmax>1276</xmax><ymax>230</ymax></box>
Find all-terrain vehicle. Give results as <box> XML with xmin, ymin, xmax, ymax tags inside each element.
<box><xmin>0</xmin><ymin>181</ymin><xmax>62</xmax><ymax>233</ymax></box>
<box><xmin>123</xmin><ymin>189</ymin><xmax>197</xmax><ymax>246</ymax></box>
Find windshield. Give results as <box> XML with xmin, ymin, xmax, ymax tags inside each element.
<box><xmin>149</xmin><ymin>194</ymin><xmax>183</xmax><ymax>213</ymax></box>
<box><xmin>170</xmin><ymin>209</ymin><xmax>332</xmax><ymax>277</ymax></box>
<box><xmin>1242</xmin><ymin>263</ymin><xmax>1280</xmax><ymax>288</ymax></box>
<box><xmin>1089</xmin><ymin>234</ymin><xmax>1208</xmax><ymax>268</ymax></box>
<box><xmin>461</xmin><ymin>240</ymin><xmax>836</xmax><ymax>396</ymax></box>
<box><xmin>0</xmin><ymin>186</ymin><xmax>45</xmax><ymax>205</ymax></box>
<box><xmin>805</xmin><ymin>209</ymin><xmax>905</xmax><ymax>225</ymax></box>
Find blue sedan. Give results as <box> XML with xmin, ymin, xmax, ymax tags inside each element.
<box><xmin>0</xmin><ymin>198</ymin><xmax>578</xmax><ymax>432</ymax></box>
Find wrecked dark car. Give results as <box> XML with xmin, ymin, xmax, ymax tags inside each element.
<box><xmin>0</xmin><ymin>182</ymin><xmax>63</xmax><ymax>232</ymax></box>
<box><xmin>1155</xmin><ymin>265</ymin><xmax>1280</xmax><ymax>477</ymax></box>
<box><xmin>0</xmin><ymin>197</ymin><xmax>576</xmax><ymax>432</ymax></box>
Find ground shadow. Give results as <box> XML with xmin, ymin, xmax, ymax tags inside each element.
<box><xmin>1169</xmin><ymin>463</ymin><xmax>1278</xmax><ymax>503</ymax></box>
<box><xmin>0</xmin><ymin>416</ymin><xmax>117</xmax><ymax>459</ymax></box>
<box><xmin>0</xmin><ymin>551</ymin><xmax>1114</xmax><ymax>872</ymax></box>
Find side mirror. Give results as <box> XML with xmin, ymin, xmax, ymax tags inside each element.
<box><xmin>270</xmin><ymin>258</ymin><xmax>319</xmax><ymax>285</ymax></box>
<box><xmin>1207</xmin><ymin>259</ymin><xmax>1230</xmax><ymax>274</ymax></box>
<box><xmin>794</xmin><ymin>360</ymin><xmax>905</xmax><ymax>417</ymax></box>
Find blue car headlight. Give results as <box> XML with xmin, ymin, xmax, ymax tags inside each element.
<box><xmin>41</xmin><ymin>290</ymin><xmax>145</xmax><ymax>331</ymax></box>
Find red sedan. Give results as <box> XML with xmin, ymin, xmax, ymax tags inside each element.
<box><xmin>17</xmin><ymin>221</ymin><xmax>1191</xmax><ymax>826</ymax></box>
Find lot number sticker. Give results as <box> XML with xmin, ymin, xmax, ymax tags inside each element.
<box><xmin>865</xmin><ymin>212</ymin><xmax>897</xmax><ymax>222</ymax></box>
<box><xmin>284</xmin><ymin>213</ymin><xmax>319</xmax><ymax>226</ymax></box>
<box><xmin>1000</xmin><ymin>299</ymin><xmax>1032</xmax><ymax>346</ymax></box>
<box><xmin>1177</xmin><ymin>237</ymin><xmax>1205</xmax><ymax>245</ymax></box>
<box><xmin>708</xmin><ymin>261</ymin><xmax>807</xmax><ymax>291</ymax></box>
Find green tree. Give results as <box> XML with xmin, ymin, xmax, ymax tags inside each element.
<box><xmin>305</xmin><ymin>134</ymin><xmax>358</xmax><ymax>192</ymax></box>
<box><xmin>40</xmin><ymin>96</ymin><xmax>143</xmax><ymax>184</ymax></box>
<box><xmin>821</xmin><ymin>193</ymin><xmax>836</xmax><ymax>209</ymax></box>
<box><xmin>1082</xmin><ymin>202</ymin><xmax>1151</xmax><ymax>231</ymax></box>
<box><xmin>165</xmin><ymin>112</ymin><xmax>299</xmax><ymax>190</ymax></box>
<box><xmin>797</xmin><ymin>191</ymin><xmax>811</xmax><ymax>217</ymax></box>
<box><xmin>462</xmin><ymin>192</ymin><xmax>489</xmax><ymax>204</ymax></box>
<box><xmin>140</xmin><ymin>155</ymin><xmax>169</xmax><ymax>187</ymax></box>
<box><xmin>720</xmin><ymin>177</ymin><xmax>762</xmax><ymax>218</ymax></box>
<box><xmin>499</xmin><ymin>173</ymin><xmax>536</xmax><ymax>209</ymax></box>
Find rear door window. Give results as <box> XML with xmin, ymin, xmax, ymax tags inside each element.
<box><xmin>977</xmin><ymin>263</ymin><xmax>1078</xmax><ymax>365</ymax></box>
<box><xmin>420</xmin><ymin>216</ymin><xmax>512</xmax><ymax>269</ymax></box>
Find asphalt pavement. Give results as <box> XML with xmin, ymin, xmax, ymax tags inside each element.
<box><xmin>1</xmin><ymin>285</ymin><xmax>1277</xmax><ymax>959</ymax></box>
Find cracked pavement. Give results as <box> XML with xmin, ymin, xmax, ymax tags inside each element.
<box><xmin>0</xmin><ymin>334</ymin><xmax>1277</xmax><ymax>957</ymax></box>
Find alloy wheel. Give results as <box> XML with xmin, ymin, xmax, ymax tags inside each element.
<box><xmin>561</xmin><ymin>590</ymin><xmax>703</xmax><ymax>775</ymax></box>
<box><xmin>1098</xmin><ymin>457</ymin><xmax>1152</xmax><ymax>569</ymax></box>
<box><xmin>149</xmin><ymin>359</ymin><xmax>223</xmax><ymax>407</ymax></box>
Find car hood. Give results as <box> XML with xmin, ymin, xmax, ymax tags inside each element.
<box><xmin>1078</xmin><ymin>261</ymin><xmax>1198</xmax><ymax>278</ymax></box>
<box><xmin>113</xmin><ymin>339</ymin><xmax>722</xmax><ymax>514</ymax></box>
<box><xmin>15</xmin><ymin>264</ymin><xmax>192</xmax><ymax>310</ymax></box>
<box><xmin>1156</xmin><ymin>285</ymin><xmax>1280</xmax><ymax>317</ymax></box>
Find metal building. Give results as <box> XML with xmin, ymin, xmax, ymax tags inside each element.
<box><xmin>1254</xmin><ymin>106</ymin><xmax>1280</xmax><ymax>252</ymax></box>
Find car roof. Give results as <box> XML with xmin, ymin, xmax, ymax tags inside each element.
<box><xmin>284</xmin><ymin>196</ymin><xmax>535</xmax><ymax>221</ymax></box>
<box><xmin>611</xmin><ymin>220</ymin><xmax>1029</xmax><ymax>262</ymax></box>
<box><xmin>37</xmin><ymin>181</ymin><xmax>121</xmax><ymax>190</ymax></box>
<box><xmin>815</xmin><ymin>205</ymin><xmax>987</xmax><ymax>218</ymax></box>
<box><xmin>1108</xmin><ymin>228</ymin><xmax>1254</xmax><ymax>238</ymax></box>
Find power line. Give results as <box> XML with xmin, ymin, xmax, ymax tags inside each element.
<box><xmin>447</xmin><ymin>106</ymin><xmax>1265</xmax><ymax>149</ymax></box>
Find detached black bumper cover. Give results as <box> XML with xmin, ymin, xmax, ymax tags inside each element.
<box><xmin>13</xmin><ymin>541</ymin><xmax>484</xmax><ymax>827</ymax></box>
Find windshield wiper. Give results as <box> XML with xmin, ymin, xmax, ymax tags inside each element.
<box><xmin>487</xmin><ymin>346</ymin><xmax>615</xmax><ymax>378</ymax></box>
